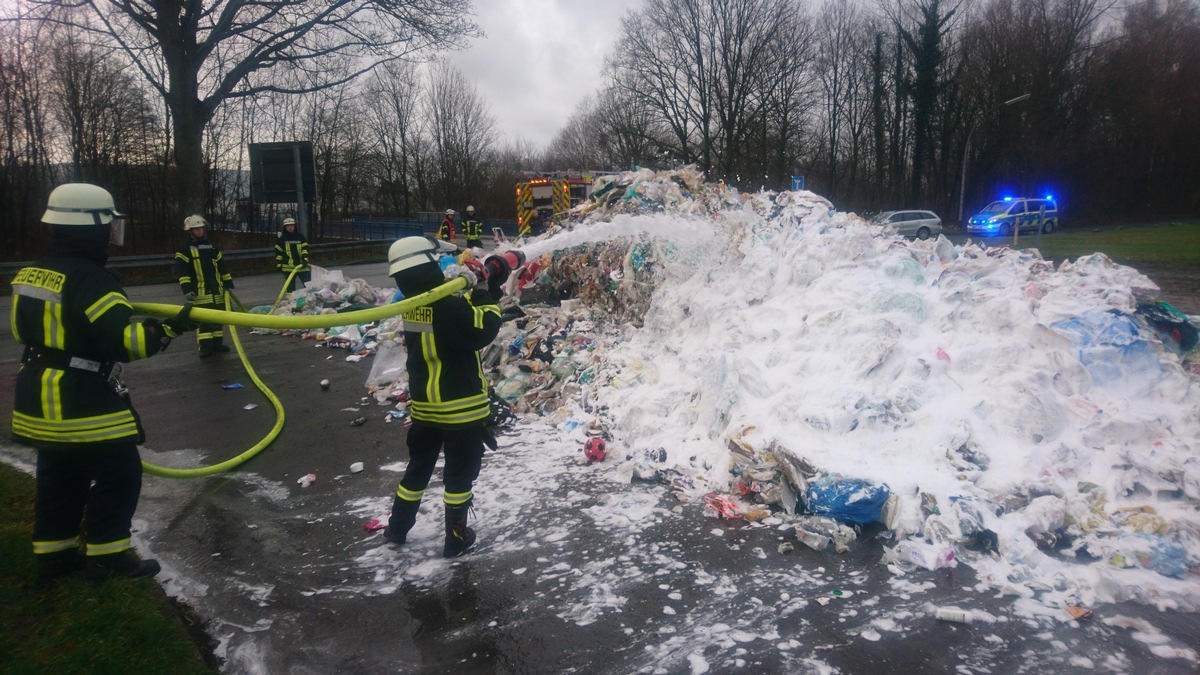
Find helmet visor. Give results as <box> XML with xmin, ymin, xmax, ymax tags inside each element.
<box><xmin>108</xmin><ymin>214</ymin><xmax>128</xmax><ymax>246</ymax></box>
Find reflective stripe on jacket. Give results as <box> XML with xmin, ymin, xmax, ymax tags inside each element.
<box><xmin>10</xmin><ymin>258</ymin><xmax>163</xmax><ymax>448</ymax></box>
<box><xmin>402</xmin><ymin>289</ymin><xmax>501</xmax><ymax>428</ymax></box>
<box><xmin>274</xmin><ymin>232</ymin><xmax>310</xmax><ymax>273</ymax></box>
<box><xmin>462</xmin><ymin>218</ymin><xmax>484</xmax><ymax>240</ymax></box>
<box><xmin>174</xmin><ymin>237</ymin><xmax>231</xmax><ymax>298</ymax></box>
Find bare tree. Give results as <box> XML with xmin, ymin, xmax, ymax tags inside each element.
<box><xmin>895</xmin><ymin>0</ymin><xmax>960</xmax><ymax>204</ymax></box>
<box><xmin>0</xmin><ymin>17</ymin><xmax>56</xmax><ymax>257</ymax></box>
<box><xmin>756</xmin><ymin>6</ymin><xmax>818</xmax><ymax>191</ymax></box>
<box><xmin>365</xmin><ymin>61</ymin><xmax>425</xmax><ymax>216</ymax></box>
<box><xmin>544</xmin><ymin>95</ymin><xmax>605</xmax><ymax>170</ymax></box>
<box><xmin>27</xmin><ymin>0</ymin><xmax>477</xmax><ymax>222</ymax></box>
<box><xmin>609</xmin><ymin>0</ymin><xmax>800</xmax><ymax>181</ymax></box>
<box><xmin>591</xmin><ymin>85</ymin><xmax>663</xmax><ymax>170</ymax></box>
<box><xmin>424</xmin><ymin>61</ymin><xmax>497</xmax><ymax>211</ymax></box>
<box><xmin>816</xmin><ymin>0</ymin><xmax>864</xmax><ymax>199</ymax></box>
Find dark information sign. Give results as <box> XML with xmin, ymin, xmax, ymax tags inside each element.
<box><xmin>249</xmin><ymin>141</ymin><xmax>317</xmax><ymax>204</ymax></box>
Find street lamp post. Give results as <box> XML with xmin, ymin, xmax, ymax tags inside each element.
<box><xmin>957</xmin><ymin>93</ymin><xmax>1031</xmax><ymax>225</ymax></box>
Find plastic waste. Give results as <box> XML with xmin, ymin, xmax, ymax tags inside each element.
<box><xmin>1106</xmin><ymin>533</ymin><xmax>1194</xmax><ymax>577</ymax></box>
<box><xmin>702</xmin><ymin>493</ymin><xmax>742</xmax><ymax>520</ymax></box>
<box><xmin>1061</xmin><ymin>606</ymin><xmax>1093</xmax><ymax>622</ymax></box>
<box><xmin>885</xmin><ymin>540</ymin><xmax>956</xmax><ymax>571</ymax></box>
<box><xmin>1136</xmin><ymin>301</ymin><xmax>1198</xmax><ymax>352</ymax></box>
<box><xmin>934</xmin><ymin>607</ymin><xmax>972</xmax><ymax>624</ymax></box>
<box><xmin>804</xmin><ymin>475</ymin><xmax>892</xmax><ymax>525</ymax></box>
<box><xmin>1049</xmin><ymin>309</ymin><xmax>1161</xmax><ymax>389</ymax></box>
<box><xmin>297</xmin><ymin>474</ymin><xmax>316</xmax><ymax>488</ymax></box>
<box><xmin>366</xmin><ymin>339</ymin><xmax>407</xmax><ymax>386</ymax></box>
<box><xmin>495</xmin><ymin>372</ymin><xmax>530</xmax><ymax>402</ymax></box>
<box><xmin>796</xmin><ymin>527</ymin><xmax>831</xmax><ymax>551</ymax></box>
<box><xmin>350</xmin><ymin>462</ymin><xmax>364</xmax><ymax>473</ymax></box>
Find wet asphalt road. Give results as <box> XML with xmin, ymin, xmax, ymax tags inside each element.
<box><xmin>1</xmin><ymin>264</ymin><xmax>1199</xmax><ymax>674</ymax></box>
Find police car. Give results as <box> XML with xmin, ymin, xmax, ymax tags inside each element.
<box><xmin>966</xmin><ymin>197</ymin><xmax>1058</xmax><ymax>237</ymax></box>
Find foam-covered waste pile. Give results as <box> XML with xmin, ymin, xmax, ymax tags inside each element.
<box><xmin>273</xmin><ymin>166</ymin><xmax>1200</xmax><ymax>618</ymax></box>
<box><xmin>505</xmin><ymin>167</ymin><xmax>1200</xmax><ymax>616</ymax></box>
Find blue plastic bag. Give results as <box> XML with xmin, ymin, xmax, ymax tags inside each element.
<box><xmin>1049</xmin><ymin>309</ymin><xmax>1161</xmax><ymax>388</ymax></box>
<box><xmin>804</xmin><ymin>475</ymin><xmax>891</xmax><ymax>525</ymax></box>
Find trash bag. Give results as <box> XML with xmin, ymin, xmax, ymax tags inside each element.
<box><xmin>1136</xmin><ymin>301</ymin><xmax>1198</xmax><ymax>352</ymax></box>
<box><xmin>1106</xmin><ymin>533</ymin><xmax>1195</xmax><ymax>578</ymax></box>
<box><xmin>487</xmin><ymin>388</ymin><xmax>516</xmax><ymax>428</ymax></box>
<box><xmin>366</xmin><ymin>338</ymin><xmax>406</xmax><ymax>387</ymax></box>
<box><xmin>803</xmin><ymin>474</ymin><xmax>892</xmax><ymax>526</ymax></box>
<box><xmin>1049</xmin><ymin>309</ymin><xmax>1161</xmax><ymax>389</ymax></box>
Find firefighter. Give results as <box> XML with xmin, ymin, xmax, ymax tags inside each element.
<box><xmin>461</xmin><ymin>205</ymin><xmax>484</xmax><ymax>249</ymax></box>
<box><xmin>12</xmin><ymin>183</ymin><xmax>195</xmax><ymax>584</ymax></box>
<box><xmin>274</xmin><ymin>217</ymin><xmax>311</xmax><ymax>291</ymax></box>
<box><xmin>174</xmin><ymin>214</ymin><xmax>234</xmax><ymax>357</ymax></box>
<box><xmin>382</xmin><ymin>236</ymin><xmax>512</xmax><ymax>557</ymax></box>
<box><xmin>437</xmin><ymin>209</ymin><xmax>457</xmax><ymax>245</ymax></box>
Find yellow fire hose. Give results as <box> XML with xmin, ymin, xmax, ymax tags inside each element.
<box><xmin>268</xmin><ymin>268</ymin><xmax>300</xmax><ymax>314</ymax></box>
<box><xmin>133</xmin><ymin>276</ymin><xmax>468</xmax><ymax>478</ymax></box>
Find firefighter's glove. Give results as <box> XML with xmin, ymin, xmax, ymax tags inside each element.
<box><xmin>455</xmin><ymin>268</ymin><xmax>485</xmax><ymax>291</ymax></box>
<box><xmin>162</xmin><ymin>306</ymin><xmax>196</xmax><ymax>339</ymax></box>
<box><xmin>225</xmin><ymin>281</ymin><xmax>235</xmax><ymax>290</ymax></box>
<box><xmin>184</xmin><ymin>291</ymin><xmax>197</xmax><ymax>301</ymax></box>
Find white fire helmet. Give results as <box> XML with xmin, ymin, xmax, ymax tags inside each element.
<box><xmin>445</xmin><ymin>209</ymin><xmax>455</xmax><ymax>216</ymax></box>
<box><xmin>183</xmin><ymin>214</ymin><xmax>208</xmax><ymax>231</ymax></box>
<box><xmin>42</xmin><ymin>183</ymin><xmax>121</xmax><ymax>226</ymax></box>
<box><xmin>466</xmin><ymin>205</ymin><xmax>475</xmax><ymax>214</ymax></box>
<box><xmin>283</xmin><ymin>217</ymin><xmax>296</xmax><ymax>227</ymax></box>
<box><xmin>387</xmin><ymin>236</ymin><xmax>457</xmax><ymax>276</ymax></box>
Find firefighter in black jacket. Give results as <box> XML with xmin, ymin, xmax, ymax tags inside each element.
<box><xmin>274</xmin><ymin>217</ymin><xmax>311</xmax><ymax>291</ymax></box>
<box><xmin>174</xmin><ymin>215</ymin><xmax>234</xmax><ymax>357</ymax></box>
<box><xmin>382</xmin><ymin>236</ymin><xmax>512</xmax><ymax>557</ymax></box>
<box><xmin>461</xmin><ymin>205</ymin><xmax>484</xmax><ymax>249</ymax></box>
<box><xmin>11</xmin><ymin>183</ymin><xmax>195</xmax><ymax>584</ymax></box>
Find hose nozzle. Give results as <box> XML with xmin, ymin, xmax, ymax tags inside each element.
<box><xmin>481</xmin><ymin>249</ymin><xmax>526</xmax><ymax>281</ymax></box>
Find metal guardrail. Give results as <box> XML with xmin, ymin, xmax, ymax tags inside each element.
<box><xmin>0</xmin><ymin>240</ymin><xmax>390</xmax><ymax>278</ymax></box>
<box><xmin>1</xmin><ymin>217</ymin><xmax>520</xmax><ymax>278</ymax></box>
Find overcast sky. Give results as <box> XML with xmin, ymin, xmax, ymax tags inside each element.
<box><xmin>446</xmin><ymin>0</ymin><xmax>645</xmax><ymax>151</ymax></box>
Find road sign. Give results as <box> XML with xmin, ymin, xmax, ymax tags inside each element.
<box><xmin>249</xmin><ymin>141</ymin><xmax>317</xmax><ymax>205</ymax></box>
<box><xmin>791</xmin><ymin>176</ymin><xmax>805</xmax><ymax>191</ymax></box>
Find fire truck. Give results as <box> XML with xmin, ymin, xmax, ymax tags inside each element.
<box><xmin>515</xmin><ymin>170</ymin><xmax>616</xmax><ymax>237</ymax></box>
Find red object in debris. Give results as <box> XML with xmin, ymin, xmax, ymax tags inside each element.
<box><xmin>584</xmin><ymin>437</ymin><xmax>607</xmax><ymax>462</ymax></box>
<box><xmin>364</xmin><ymin>518</ymin><xmax>386</xmax><ymax>532</ymax></box>
<box><xmin>703</xmin><ymin>493</ymin><xmax>743</xmax><ymax>520</ymax></box>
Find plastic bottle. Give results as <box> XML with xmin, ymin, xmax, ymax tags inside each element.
<box><xmin>934</xmin><ymin>607</ymin><xmax>972</xmax><ymax>624</ymax></box>
<box><xmin>796</xmin><ymin>528</ymin><xmax>831</xmax><ymax>551</ymax></box>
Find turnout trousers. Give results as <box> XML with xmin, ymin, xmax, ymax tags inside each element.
<box><xmin>33</xmin><ymin>442</ymin><xmax>143</xmax><ymax>559</ymax></box>
<box><xmin>394</xmin><ymin>423</ymin><xmax>485</xmax><ymax>508</ymax></box>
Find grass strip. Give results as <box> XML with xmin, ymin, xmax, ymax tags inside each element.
<box><xmin>998</xmin><ymin>221</ymin><xmax>1200</xmax><ymax>266</ymax></box>
<box><xmin>0</xmin><ymin>462</ymin><xmax>217</xmax><ymax>675</ymax></box>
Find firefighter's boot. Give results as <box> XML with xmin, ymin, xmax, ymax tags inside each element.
<box><xmin>384</xmin><ymin>497</ymin><xmax>420</xmax><ymax>546</ymax></box>
<box><xmin>35</xmin><ymin>549</ymin><xmax>85</xmax><ymax>587</ymax></box>
<box><xmin>442</xmin><ymin>502</ymin><xmax>476</xmax><ymax>558</ymax></box>
<box><xmin>85</xmin><ymin>550</ymin><xmax>161</xmax><ymax>581</ymax></box>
